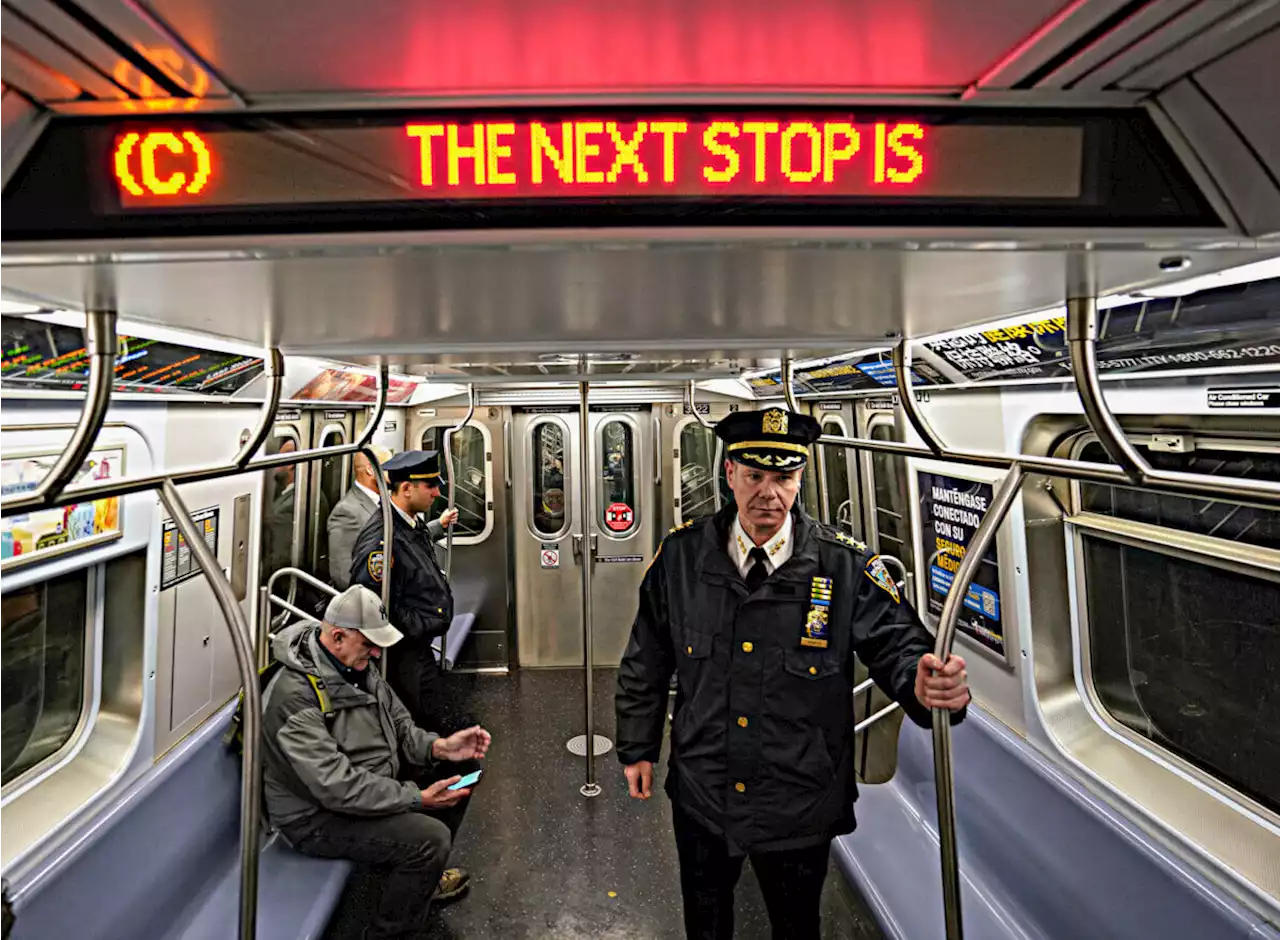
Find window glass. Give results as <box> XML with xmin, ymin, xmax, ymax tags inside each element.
<box><xmin>822</xmin><ymin>421</ymin><xmax>854</xmax><ymax>532</ymax></box>
<box><xmin>599</xmin><ymin>419</ymin><xmax>637</xmax><ymax>536</ymax></box>
<box><xmin>422</xmin><ymin>425</ymin><xmax>488</xmax><ymax>538</ymax></box>
<box><xmin>1078</xmin><ymin>440</ymin><xmax>1280</xmax><ymax>550</ymax></box>
<box><xmin>1083</xmin><ymin>535</ymin><xmax>1279</xmax><ymax>814</ymax></box>
<box><xmin>531</xmin><ymin>421</ymin><xmax>568</xmax><ymax>537</ymax></box>
<box><xmin>260</xmin><ymin>430</ymin><xmax>300</xmax><ymax>580</ymax></box>
<box><xmin>2</xmin><ymin>570</ymin><xmax>89</xmax><ymax>785</ymax></box>
<box><xmin>870</xmin><ymin>422</ymin><xmax>910</xmax><ymax>560</ymax></box>
<box><xmin>314</xmin><ymin>429</ymin><xmax>345</xmax><ymax>574</ymax></box>
<box><xmin>679</xmin><ymin>424</ymin><xmax>719</xmax><ymax>523</ymax></box>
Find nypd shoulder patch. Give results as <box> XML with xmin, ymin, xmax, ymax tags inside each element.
<box><xmin>367</xmin><ymin>550</ymin><xmax>385</xmax><ymax>583</ymax></box>
<box><xmin>864</xmin><ymin>554</ymin><xmax>900</xmax><ymax>604</ymax></box>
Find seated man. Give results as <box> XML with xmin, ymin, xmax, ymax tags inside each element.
<box><xmin>262</xmin><ymin>584</ymin><xmax>492</xmax><ymax>939</ymax></box>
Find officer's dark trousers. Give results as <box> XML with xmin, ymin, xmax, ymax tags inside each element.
<box><xmin>281</xmin><ymin>760</ymin><xmax>476</xmax><ymax>940</ymax></box>
<box><xmin>388</xmin><ymin>642</ymin><xmax>448</xmax><ymax>734</ymax></box>
<box><xmin>673</xmin><ymin>805</ymin><xmax>829</xmax><ymax>940</ymax></box>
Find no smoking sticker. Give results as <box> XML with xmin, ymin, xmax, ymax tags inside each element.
<box><xmin>605</xmin><ymin>502</ymin><xmax>634</xmax><ymax>532</ymax></box>
<box><xmin>540</xmin><ymin>548</ymin><xmax>560</xmax><ymax>569</ymax></box>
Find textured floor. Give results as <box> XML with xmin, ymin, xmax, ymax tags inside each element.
<box><xmin>324</xmin><ymin>668</ymin><xmax>886</xmax><ymax>940</ymax></box>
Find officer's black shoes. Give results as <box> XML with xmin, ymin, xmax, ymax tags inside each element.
<box><xmin>434</xmin><ymin>867</ymin><xmax>471</xmax><ymax>903</ymax></box>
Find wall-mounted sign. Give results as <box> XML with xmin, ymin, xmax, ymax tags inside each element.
<box><xmin>1</xmin><ymin>444</ymin><xmax>126</xmax><ymax>569</ymax></box>
<box><xmin>540</xmin><ymin>547</ymin><xmax>561</xmax><ymax>569</ymax></box>
<box><xmin>161</xmin><ymin>506</ymin><xmax>220</xmax><ymax>589</ymax></box>
<box><xmin>598</xmin><ymin>554</ymin><xmax>644</xmax><ymax>564</ymax></box>
<box><xmin>916</xmin><ymin>471</ymin><xmax>1005</xmax><ymax>659</ymax></box>
<box><xmin>323</xmin><ymin>410</ymin><xmax>349</xmax><ymax>421</ymax></box>
<box><xmin>1208</xmin><ymin>386</ymin><xmax>1279</xmax><ymax>408</ymax></box>
<box><xmin>605</xmin><ymin>502</ymin><xmax>635</xmax><ymax>532</ymax></box>
<box><xmin>383</xmin><ymin>419</ymin><xmax>399</xmax><ymax>432</ymax></box>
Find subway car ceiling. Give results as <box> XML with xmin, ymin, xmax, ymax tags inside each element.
<box><xmin>3</xmin><ymin>1</ymin><xmax>1280</xmax><ymax>356</ymax></box>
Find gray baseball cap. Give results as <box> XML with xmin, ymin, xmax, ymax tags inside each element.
<box><xmin>323</xmin><ymin>585</ymin><xmax>404</xmax><ymax>648</ymax></box>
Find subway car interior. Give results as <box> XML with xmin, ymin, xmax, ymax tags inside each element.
<box><xmin>2</xmin><ymin>1</ymin><xmax>1279</xmax><ymax>938</ymax></box>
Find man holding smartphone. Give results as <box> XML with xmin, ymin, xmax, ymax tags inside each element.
<box><xmin>262</xmin><ymin>585</ymin><xmax>492</xmax><ymax>940</ymax></box>
<box><xmin>616</xmin><ymin>408</ymin><xmax>970</xmax><ymax>940</ymax></box>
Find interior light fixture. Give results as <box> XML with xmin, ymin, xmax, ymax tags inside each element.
<box><xmin>1134</xmin><ymin>257</ymin><xmax>1280</xmax><ymax>299</ymax></box>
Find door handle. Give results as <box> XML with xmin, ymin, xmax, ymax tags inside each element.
<box><xmin>572</xmin><ymin>534</ymin><xmax>582</xmax><ymax>562</ymax></box>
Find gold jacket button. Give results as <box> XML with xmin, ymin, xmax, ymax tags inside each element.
<box><xmin>734</xmin><ymin>782</ymin><xmax>746</xmax><ymax>793</ymax></box>
<box><xmin>741</xmin><ymin>642</ymin><xmax>753</xmax><ymax>653</ymax></box>
<box><xmin>686</xmin><ymin>645</ymin><xmax>693</xmax><ymax>654</ymax></box>
<box><xmin>737</xmin><ymin>716</ymin><xmax>748</xmax><ymax>728</ymax></box>
<box><xmin>809</xmin><ymin>666</ymin><xmax>817</xmax><ymax>675</ymax></box>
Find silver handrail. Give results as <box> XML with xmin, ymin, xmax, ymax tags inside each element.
<box><xmin>578</xmin><ymin>368</ymin><xmax>601</xmax><ymax>797</ymax></box>
<box><xmin>781</xmin><ymin>356</ymin><xmax>801</xmax><ymax>412</ymax></box>
<box><xmin>160</xmin><ymin>480</ymin><xmax>262</xmax><ymax>940</ymax></box>
<box><xmin>1068</xmin><ymin>296</ymin><xmax>1149</xmax><ymax>485</ymax></box>
<box><xmin>931</xmin><ymin>463</ymin><xmax>1025</xmax><ymax>940</ymax></box>
<box><xmin>0</xmin><ymin>310</ymin><xmax>116</xmax><ymax>511</ymax></box>
<box><xmin>1</xmin><ymin>369</ymin><xmax>396</xmax><ymax>519</ymax></box>
<box><xmin>686</xmin><ymin>380</ymin><xmax>715</xmax><ymax>430</ymax></box>
<box><xmin>892</xmin><ymin>340</ymin><xmax>945</xmax><ymax>455</ymax></box>
<box><xmin>854</xmin><ymin>701</ymin><xmax>901</xmax><ymax>734</ymax></box>
<box><xmin>233</xmin><ymin>349</ymin><xmax>284</xmax><ymax>468</ymax></box>
<box><xmin>443</xmin><ymin>384</ymin><xmax>475</xmax><ymax>583</ymax></box>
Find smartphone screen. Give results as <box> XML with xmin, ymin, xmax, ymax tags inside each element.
<box><xmin>447</xmin><ymin>770</ymin><xmax>482</xmax><ymax>791</ymax></box>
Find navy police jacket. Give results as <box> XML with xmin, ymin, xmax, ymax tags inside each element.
<box><xmin>616</xmin><ymin>503</ymin><xmax>960</xmax><ymax>853</ymax></box>
<box><xmin>350</xmin><ymin>509</ymin><xmax>454</xmax><ymax>644</ymax></box>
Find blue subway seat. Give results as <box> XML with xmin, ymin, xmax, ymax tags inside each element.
<box><xmin>834</xmin><ymin>709</ymin><xmax>1278</xmax><ymax>940</ymax></box>
<box><xmin>9</xmin><ymin>705</ymin><xmax>352</xmax><ymax>940</ymax></box>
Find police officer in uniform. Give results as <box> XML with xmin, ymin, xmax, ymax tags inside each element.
<box><xmin>616</xmin><ymin>408</ymin><xmax>970</xmax><ymax>940</ymax></box>
<box><xmin>351</xmin><ymin>450</ymin><xmax>459</xmax><ymax>734</ymax></box>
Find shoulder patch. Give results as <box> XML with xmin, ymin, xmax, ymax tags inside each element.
<box><xmin>646</xmin><ymin>519</ymin><xmax>696</xmax><ymax>574</ymax></box>
<box><xmin>367</xmin><ymin>550</ymin><xmax>385</xmax><ymax>582</ymax></box>
<box><xmin>864</xmin><ymin>554</ymin><xmax>901</xmax><ymax>604</ymax></box>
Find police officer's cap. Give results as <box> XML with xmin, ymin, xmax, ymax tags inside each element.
<box><xmin>383</xmin><ymin>450</ymin><xmax>443</xmax><ymax>488</ymax></box>
<box><xmin>714</xmin><ymin>408</ymin><xmax>821</xmax><ymax>472</ymax></box>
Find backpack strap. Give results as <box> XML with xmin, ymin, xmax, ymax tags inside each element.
<box><xmin>305</xmin><ymin>674</ymin><xmax>335</xmax><ymax>719</ymax></box>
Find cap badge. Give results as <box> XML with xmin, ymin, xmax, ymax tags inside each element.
<box><xmin>762</xmin><ymin>408</ymin><xmax>789</xmax><ymax>436</ymax></box>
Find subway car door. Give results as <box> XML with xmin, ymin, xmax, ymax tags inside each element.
<box><xmin>512</xmin><ymin>409</ymin><xmax>582</xmax><ymax>667</ymax></box>
<box><xmin>587</xmin><ymin>407</ymin><xmax>655</xmax><ymax>667</ymax></box>
<box><xmin>307</xmin><ymin>408</ymin><xmax>355</xmax><ymax>585</ymax></box>
<box><xmin>815</xmin><ymin>402</ymin><xmax>862</xmax><ymax>538</ymax></box>
<box><xmin>415</xmin><ymin>407</ymin><xmax>508</xmax><ymax>670</ymax></box>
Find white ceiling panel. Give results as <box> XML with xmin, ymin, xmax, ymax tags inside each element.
<box><xmin>142</xmin><ymin>0</ymin><xmax>1069</xmax><ymax>97</ymax></box>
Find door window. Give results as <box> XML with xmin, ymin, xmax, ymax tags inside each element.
<box><xmin>260</xmin><ymin>429</ymin><xmax>300</xmax><ymax>581</ymax></box>
<box><xmin>821</xmin><ymin>418</ymin><xmax>854</xmax><ymax>531</ymax></box>
<box><xmin>314</xmin><ymin>427</ymin><xmax>346</xmax><ymax>575</ymax></box>
<box><xmin>530</xmin><ymin>419</ymin><xmax>570</xmax><ymax>538</ymax></box>
<box><xmin>598</xmin><ymin>418</ymin><xmax>638</xmax><ymax>537</ymax></box>
<box><xmin>868</xmin><ymin>420</ymin><xmax>913</xmax><ymax>570</ymax></box>
<box><xmin>678</xmin><ymin>422</ymin><xmax>720</xmax><ymax>523</ymax></box>
<box><xmin>422</xmin><ymin>425</ymin><xmax>490</xmax><ymax>539</ymax></box>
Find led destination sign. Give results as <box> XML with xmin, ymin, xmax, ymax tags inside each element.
<box><xmin>107</xmin><ymin>114</ymin><xmax>1083</xmax><ymax>209</ymax></box>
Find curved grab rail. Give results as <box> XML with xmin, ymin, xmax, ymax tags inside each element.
<box><xmin>0</xmin><ymin>310</ymin><xmax>117</xmax><ymax>512</ymax></box>
<box><xmin>781</xmin><ymin>356</ymin><xmax>801</xmax><ymax>413</ymax></box>
<box><xmin>232</xmin><ymin>348</ymin><xmax>284</xmax><ymax>468</ymax></box>
<box><xmin>159</xmin><ymin>480</ymin><xmax>262</xmax><ymax>940</ymax></box>
<box><xmin>443</xmin><ymin>384</ymin><xmax>475</xmax><ymax>583</ymax></box>
<box><xmin>686</xmin><ymin>380</ymin><xmax>715</xmax><ymax>430</ymax></box>
<box><xmin>892</xmin><ymin>340</ymin><xmax>945</xmax><ymax>455</ymax></box>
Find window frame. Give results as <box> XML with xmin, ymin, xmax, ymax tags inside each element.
<box><xmin>1</xmin><ymin>564</ymin><xmax>100</xmax><ymax>801</ymax></box>
<box><xmin>1064</xmin><ymin>430</ymin><xmax>1280</xmax><ymax>826</ymax></box>
<box><xmin>310</xmin><ymin>423</ymin><xmax>349</xmax><ymax>570</ymax></box>
<box><xmin>525</xmin><ymin>415</ymin><xmax>573</xmax><ymax>541</ymax></box>
<box><xmin>420</xmin><ymin>421</ymin><xmax>495</xmax><ymax>545</ymax></box>
<box><xmin>672</xmin><ymin>416</ymin><xmax>724</xmax><ymax>526</ymax></box>
<box><xmin>595</xmin><ymin>413</ymin><xmax>642</xmax><ymax>540</ymax></box>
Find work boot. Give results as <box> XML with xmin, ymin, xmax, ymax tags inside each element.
<box><xmin>434</xmin><ymin>868</ymin><xmax>470</xmax><ymax>903</ymax></box>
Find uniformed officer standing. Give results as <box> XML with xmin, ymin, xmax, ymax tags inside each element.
<box><xmin>616</xmin><ymin>408</ymin><xmax>971</xmax><ymax>940</ymax></box>
<box><xmin>350</xmin><ymin>450</ymin><xmax>460</xmax><ymax>734</ymax></box>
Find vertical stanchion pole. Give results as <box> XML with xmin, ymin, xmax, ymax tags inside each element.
<box><xmin>444</xmin><ymin>384</ymin><xmax>475</xmax><ymax>583</ymax></box>
<box><xmin>578</xmin><ymin>373</ymin><xmax>601</xmax><ymax>797</ymax></box>
<box><xmin>931</xmin><ymin>463</ymin><xmax>1026</xmax><ymax>940</ymax></box>
<box><xmin>893</xmin><ymin>340</ymin><xmax>945</xmax><ymax>455</ymax></box>
<box><xmin>160</xmin><ymin>480</ymin><xmax>261</xmax><ymax>940</ymax></box>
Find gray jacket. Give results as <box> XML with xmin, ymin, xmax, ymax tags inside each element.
<box><xmin>328</xmin><ymin>486</ymin><xmax>445</xmax><ymax>589</ymax></box>
<box><xmin>262</xmin><ymin>621</ymin><xmax>439</xmax><ymax>831</ymax></box>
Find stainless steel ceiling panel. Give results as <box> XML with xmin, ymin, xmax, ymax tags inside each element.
<box><xmin>143</xmin><ymin>0</ymin><xmax>1069</xmax><ymax>96</ymax></box>
<box><xmin>2</xmin><ymin>241</ymin><xmax>1271</xmax><ymax>361</ymax></box>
